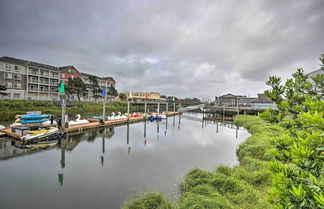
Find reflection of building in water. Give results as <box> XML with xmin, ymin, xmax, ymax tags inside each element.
<box><xmin>0</xmin><ymin>139</ymin><xmax>28</xmax><ymax>160</ymax></box>
<box><xmin>0</xmin><ymin>127</ymin><xmax>116</xmax><ymax>161</ymax></box>
<box><xmin>0</xmin><ymin>139</ymin><xmax>57</xmax><ymax>160</ymax></box>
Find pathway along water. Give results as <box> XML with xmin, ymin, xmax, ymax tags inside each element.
<box><xmin>0</xmin><ymin>112</ymin><xmax>249</xmax><ymax>209</ymax></box>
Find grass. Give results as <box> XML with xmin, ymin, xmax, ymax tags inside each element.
<box><xmin>122</xmin><ymin>115</ymin><xmax>286</xmax><ymax>209</ymax></box>
<box><xmin>0</xmin><ymin>100</ymin><xmax>131</xmax><ymax>124</ymax></box>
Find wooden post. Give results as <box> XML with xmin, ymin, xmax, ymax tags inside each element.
<box><xmin>126</xmin><ymin>123</ymin><xmax>129</xmax><ymax>145</ymax></box>
<box><xmin>127</xmin><ymin>100</ymin><xmax>130</xmax><ymax>120</ymax></box>
<box><xmin>61</xmin><ymin>95</ymin><xmax>66</xmax><ymax>129</ymax></box>
<box><xmin>144</xmin><ymin>98</ymin><xmax>147</xmax><ymax>116</ymax></box>
<box><xmin>173</xmin><ymin>101</ymin><xmax>176</xmax><ymax>113</ymax></box>
<box><xmin>102</xmin><ymin>100</ymin><xmax>106</xmax><ymax>123</ymax></box>
<box><xmin>144</xmin><ymin>121</ymin><xmax>146</xmax><ymax>138</ymax></box>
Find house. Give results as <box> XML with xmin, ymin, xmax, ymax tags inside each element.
<box><xmin>121</xmin><ymin>92</ymin><xmax>166</xmax><ymax>103</ymax></box>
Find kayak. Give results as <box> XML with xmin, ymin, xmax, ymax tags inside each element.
<box><xmin>20</xmin><ymin>114</ymin><xmax>49</xmax><ymax>120</ymax></box>
<box><xmin>20</xmin><ymin>119</ymin><xmax>49</xmax><ymax>124</ymax></box>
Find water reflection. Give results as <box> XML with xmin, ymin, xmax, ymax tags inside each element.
<box><xmin>0</xmin><ymin>113</ymin><xmax>249</xmax><ymax>209</ymax></box>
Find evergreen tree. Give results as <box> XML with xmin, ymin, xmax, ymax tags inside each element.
<box><xmin>88</xmin><ymin>76</ymin><xmax>101</xmax><ymax>100</ymax></box>
<box><xmin>65</xmin><ymin>77</ymin><xmax>88</xmax><ymax>101</ymax></box>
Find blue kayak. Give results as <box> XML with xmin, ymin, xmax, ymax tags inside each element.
<box><xmin>20</xmin><ymin>114</ymin><xmax>49</xmax><ymax>120</ymax></box>
<box><xmin>21</xmin><ymin>119</ymin><xmax>49</xmax><ymax>124</ymax></box>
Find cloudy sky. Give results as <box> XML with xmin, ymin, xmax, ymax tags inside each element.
<box><xmin>0</xmin><ymin>0</ymin><xmax>323</xmax><ymax>99</ymax></box>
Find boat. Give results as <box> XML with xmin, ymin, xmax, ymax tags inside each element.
<box><xmin>21</xmin><ymin>119</ymin><xmax>49</xmax><ymax>124</ymax></box>
<box><xmin>93</xmin><ymin>116</ymin><xmax>110</xmax><ymax>120</ymax></box>
<box><xmin>68</xmin><ymin>114</ymin><xmax>90</xmax><ymax>126</ymax></box>
<box><xmin>11</xmin><ymin>113</ymin><xmax>50</xmax><ymax>126</ymax></box>
<box><xmin>0</xmin><ymin>125</ymin><xmax>5</xmax><ymax>137</ymax></box>
<box><xmin>20</xmin><ymin>126</ymin><xmax>65</xmax><ymax>143</ymax></box>
<box><xmin>20</xmin><ymin>114</ymin><xmax>49</xmax><ymax>120</ymax></box>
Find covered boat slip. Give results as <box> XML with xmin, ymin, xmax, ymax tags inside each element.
<box><xmin>0</xmin><ymin>112</ymin><xmax>180</xmax><ymax>140</ymax></box>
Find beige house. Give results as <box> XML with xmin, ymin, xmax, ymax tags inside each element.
<box><xmin>121</xmin><ymin>92</ymin><xmax>166</xmax><ymax>103</ymax></box>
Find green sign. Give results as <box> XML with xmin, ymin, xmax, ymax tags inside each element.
<box><xmin>59</xmin><ymin>81</ymin><xmax>65</xmax><ymax>93</ymax></box>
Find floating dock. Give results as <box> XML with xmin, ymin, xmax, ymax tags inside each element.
<box><xmin>0</xmin><ymin>112</ymin><xmax>181</xmax><ymax>140</ymax></box>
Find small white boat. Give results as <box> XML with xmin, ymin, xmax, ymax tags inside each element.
<box><xmin>21</xmin><ymin>127</ymin><xmax>60</xmax><ymax>142</ymax></box>
<box><xmin>68</xmin><ymin>114</ymin><xmax>90</xmax><ymax>126</ymax></box>
<box><xmin>0</xmin><ymin>125</ymin><xmax>5</xmax><ymax>137</ymax></box>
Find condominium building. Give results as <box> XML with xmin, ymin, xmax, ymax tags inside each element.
<box><xmin>0</xmin><ymin>56</ymin><xmax>116</xmax><ymax>101</ymax></box>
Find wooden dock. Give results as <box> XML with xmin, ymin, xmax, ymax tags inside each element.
<box><xmin>0</xmin><ymin>112</ymin><xmax>181</xmax><ymax>140</ymax></box>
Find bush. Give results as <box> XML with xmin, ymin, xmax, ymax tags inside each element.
<box><xmin>122</xmin><ymin>193</ymin><xmax>177</xmax><ymax>209</ymax></box>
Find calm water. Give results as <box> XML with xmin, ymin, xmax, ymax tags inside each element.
<box><xmin>0</xmin><ymin>113</ymin><xmax>249</xmax><ymax>209</ymax></box>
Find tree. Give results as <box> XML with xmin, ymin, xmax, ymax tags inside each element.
<box><xmin>119</xmin><ymin>93</ymin><xmax>127</xmax><ymax>101</ymax></box>
<box><xmin>65</xmin><ymin>77</ymin><xmax>88</xmax><ymax>101</ymax></box>
<box><xmin>0</xmin><ymin>85</ymin><xmax>7</xmax><ymax>96</ymax></box>
<box><xmin>160</xmin><ymin>95</ymin><xmax>166</xmax><ymax>99</ymax></box>
<box><xmin>88</xmin><ymin>76</ymin><xmax>101</xmax><ymax>100</ymax></box>
<box><xmin>263</xmin><ymin>56</ymin><xmax>324</xmax><ymax>208</ymax></box>
<box><xmin>108</xmin><ymin>85</ymin><xmax>118</xmax><ymax>99</ymax></box>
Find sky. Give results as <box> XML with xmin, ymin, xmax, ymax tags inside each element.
<box><xmin>0</xmin><ymin>0</ymin><xmax>323</xmax><ymax>99</ymax></box>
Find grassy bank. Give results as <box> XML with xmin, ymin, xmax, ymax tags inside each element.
<box><xmin>122</xmin><ymin>115</ymin><xmax>286</xmax><ymax>209</ymax></box>
<box><xmin>0</xmin><ymin>99</ymin><xmax>128</xmax><ymax>124</ymax></box>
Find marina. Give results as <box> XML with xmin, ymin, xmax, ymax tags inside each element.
<box><xmin>0</xmin><ymin>112</ymin><xmax>180</xmax><ymax>141</ymax></box>
<box><xmin>0</xmin><ymin>113</ymin><xmax>249</xmax><ymax>209</ymax></box>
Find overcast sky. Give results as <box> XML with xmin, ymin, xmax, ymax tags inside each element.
<box><xmin>0</xmin><ymin>0</ymin><xmax>323</xmax><ymax>99</ymax></box>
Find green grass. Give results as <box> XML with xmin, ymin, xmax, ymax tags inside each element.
<box><xmin>0</xmin><ymin>100</ymin><xmax>131</xmax><ymax>124</ymax></box>
<box><xmin>123</xmin><ymin>115</ymin><xmax>286</xmax><ymax>209</ymax></box>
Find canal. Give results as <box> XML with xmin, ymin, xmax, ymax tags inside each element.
<box><xmin>0</xmin><ymin>113</ymin><xmax>249</xmax><ymax>209</ymax></box>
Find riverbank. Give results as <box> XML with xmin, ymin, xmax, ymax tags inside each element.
<box><xmin>122</xmin><ymin>115</ymin><xmax>286</xmax><ymax>209</ymax></box>
<box><xmin>0</xmin><ymin>100</ymin><xmax>129</xmax><ymax>125</ymax></box>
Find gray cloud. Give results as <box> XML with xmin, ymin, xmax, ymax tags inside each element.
<box><xmin>0</xmin><ymin>0</ymin><xmax>323</xmax><ymax>99</ymax></box>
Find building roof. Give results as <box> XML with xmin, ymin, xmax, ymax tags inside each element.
<box><xmin>82</xmin><ymin>73</ymin><xmax>116</xmax><ymax>83</ymax></box>
<box><xmin>219</xmin><ymin>93</ymin><xmax>245</xmax><ymax>98</ymax></box>
<box><xmin>1</xmin><ymin>56</ymin><xmax>116</xmax><ymax>82</ymax></box>
<box><xmin>252</xmin><ymin>93</ymin><xmax>272</xmax><ymax>103</ymax></box>
<box><xmin>58</xmin><ymin>66</ymin><xmax>74</xmax><ymax>71</ymax></box>
<box><xmin>307</xmin><ymin>69</ymin><xmax>324</xmax><ymax>77</ymax></box>
<box><xmin>0</xmin><ymin>56</ymin><xmax>59</xmax><ymax>71</ymax></box>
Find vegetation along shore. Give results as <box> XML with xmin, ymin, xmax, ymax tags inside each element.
<box><xmin>122</xmin><ymin>56</ymin><xmax>324</xmax><ymax>208</ymax></box>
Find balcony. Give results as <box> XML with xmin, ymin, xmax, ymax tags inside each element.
<box><xmin>28</xmin><ymin>79</ymin><xmax>39</xmax><ymax>84</ymax></box>
<box><xmin>29</xmin><ymin>71</ymin><xmax>39</xmax><ymax>76</ymax></box>
<box><xmin>28</xmin><ymin>88</ymin><xmax>38</xmax><ymax>92</ymax></box>
<box><xmin>51</xmin><ymin>73</ymin><xmax>60</xmax><ymax>78</ymax></box>
<box><xmin>50</xmin><ymin>82</ymin><xmax>58</xmax><ymax>86</ymax></box>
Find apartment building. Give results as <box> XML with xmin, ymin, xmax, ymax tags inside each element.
<box><xmin>0</xmin><ymin>56</ymin><xmax>116</xmax><ymax>101</ymax></box>
<box><xmin>81</xmin><ymin>72</ymin><xmax>116</xmax><ymax>101</ymax></box>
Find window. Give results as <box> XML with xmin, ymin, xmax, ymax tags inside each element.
<box><xmin>67</xmin><ymin>69</ymin><xmax>75</xmax><ymax>74</ymax></box>
<box><xmin>60</xmin><ymin>74</ymin><xmax>65</xmax><ymax>78</ymax></box>
<box><xmin>13</xmin><ymin>93</ymin><xmax>20</xmax><ymax>99</ymax></box>
<box><xmin>13</xmin><ymin>83</ymin><xmax>21</xmax><ymax>89</ymax></box>
<box><xmin>14</xmin><ymin>66</ymin><xmax>21</xmax><ymax>72</ymax></box>
<box><xmin>13</xmin><ymin>74</ymin><xmax>21</xmax><ymax>80</ymax></box>
<box><xmin>5</xmin><ymin>82</ymin><xmax>12</xmax><ymax>88</ymax></box>
<box><xmin>30</xmin><ymin>68</ymin><xmax>38</xmax><ymax>75</ymax></box>
<box><xmin>4</xmin><ymin>72</ymin><xmax>12</xmax><ymax>79</ymax></box>
<box><xmin>5</xmin><ymin>64</ymin><xmax>12</xmax><ymax>70</ymax></box>
<box><xmin>29</xmin><ymin>76</ymin><xmax>38</xmax><ymax>83</ymax></box>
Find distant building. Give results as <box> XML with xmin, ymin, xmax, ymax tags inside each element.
<box><xmin>251</xmin><ymin>94</ymin><xmax>277</xmax><ymax>110</ymax></box>
<box><xmin>307</xmin><ymin>69</ymin><xmax>324</xmax><ymax>78</ymax></box>
<box><xmin>122</xmin><ymin>92</ymin><xmax>166</xmax><ymax>103</ymax></box>
<box><xmin>215</xmin><ymin>93</ymin><xmax>256</xmax><ymax>107</ymax></box>
<box><xmin>0</xmin><ymin>56</ymin><xmax>116</xmax><ymax>101</ymax></box>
